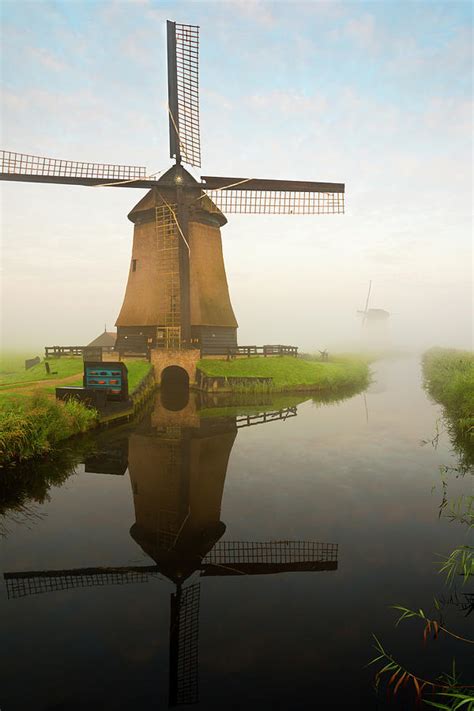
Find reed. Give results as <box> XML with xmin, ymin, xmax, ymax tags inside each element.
<box><xmin>422</xmin><ymin>348</ymin><xmax>474</xmax><ymax>470</ymax></box>
<box><xmin>422</xmin><ymin>348</ymin><xmax>474</xmax><ymax>435</ymax></box>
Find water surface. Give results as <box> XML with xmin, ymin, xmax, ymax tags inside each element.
<box><xmin>1</xmin><ymin>357</ymin><xmax>471</xmax><ymax>710</ymax></box>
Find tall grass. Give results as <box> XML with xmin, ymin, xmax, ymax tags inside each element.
<box><xmin>422</xmin><ymin>348</ymin><xmax>474</xmax><ymax>433</ymax></box>
<box><xmin>422</xmin><ymin>348</ymin><xmax>474</xmax><ymax>471</ymax></box>
<box><xmin>0</xmin><ymin>393</ymin><xmax>98</xmax><ymax>465</ymax></box>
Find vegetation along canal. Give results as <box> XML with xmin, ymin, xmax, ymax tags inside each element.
<box><xmin>0</xmin><ymin>355</ymin><xmax>472</xmax><ymax>709</ymax></box>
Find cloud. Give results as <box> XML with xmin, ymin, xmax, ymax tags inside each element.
<box><xmin>230</xmin><ymin>0</ymin><xmax>276</xmax><ymax>27</ymax></box>
<box><xmin>344</xmin><ymin>13</ymin><xmax>377</xmax><ymax>51</ymax></box>
<box><xmin>120</xmin><ymin>29</ymin><xmax>156</xmax><ymax>65</ymax></box>
<box><xmin>247</xmin><ymin>89</ymin><xmax>327</xmax><ymax>117</ymax></box>
<box><xmin>30</xmin><ymin>46</ymin><xmax>68</xmax><ymax>72</ymax></box>
<box><xmin>386</xmin><ymin>26</ymin><xmax>473</xmax><ymax>84</ymax></box>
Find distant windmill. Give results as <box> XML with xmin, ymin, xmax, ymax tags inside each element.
<box><xmin>0</xmin><ymin>19</ymin><xmax>345</xmax><ymax>356</ymax></box>
<box><xmin>357</xmin><ymin>281</ymin><xmax>390</xmax><ymax>348</ymax></box>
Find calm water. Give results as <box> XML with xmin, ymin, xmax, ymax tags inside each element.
<box><xmin>1</xmin><ymin>357</ymin><xmax>472</xmax><ymax>710</ymax></box>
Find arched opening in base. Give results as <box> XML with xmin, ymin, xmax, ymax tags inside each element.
<box><xmin>160</xmin><ymin>366</ymin><xmax>190</xmax><ymax>411</ymax></box>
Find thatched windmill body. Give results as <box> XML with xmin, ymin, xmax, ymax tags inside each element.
<box><xmin>0</xmin><ymin>21</ymin><xmax>345</xmax><ymax>355</ymax></box>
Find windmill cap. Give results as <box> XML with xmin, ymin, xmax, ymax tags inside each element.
<box><xmin>127</xmin><ymin>163</ymin><xmax>227</xmax><ymax>226</ymax></box>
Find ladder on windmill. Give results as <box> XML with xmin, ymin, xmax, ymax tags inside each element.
<box><xmin>155</xmin><ymin>205</ymin><xmax>182</xmax><ymax>349</ymax></box>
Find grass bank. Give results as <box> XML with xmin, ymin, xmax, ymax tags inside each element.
<box><xmin>197</xmin><ymin>354</ymin><xmax>370</xmax><ymax>394</ymax></box>
<box><xmin>0</xmin><ymin>358</ymin><xmax>151</xmax><ymax>404</ymax></box>
<box><xmin>0</xmin><ymin>393</ymin><xmax>99</xmax><ymax>465</ymax></box>
<box><xmin>0</xmin><ymin>359</ymin><xmax>153</xmax><ymax>465</ymax></box>
<box><xmin>422</xmin><ymin>347</ymin><xmax>474</xmax><ymax>470</ymax></box>
<box><xmin>422</xmin><ymin>348</ymin><xmax>474</xmax><ymax>436</ymax></box>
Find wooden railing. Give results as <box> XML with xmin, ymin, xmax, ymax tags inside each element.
<box><xmin>227</xmin><ymin>344</ymin><xmax>298</xmax><ymax>359</ymax></box>
<box><xmin>45</xmin><ymin>346</ymin><xmax>84</xmax><ymax>358</ymax></box>
<box><xmin>45</xmin><ymin>345</ymin><xmax>117</xmax><ymax>359</ymax></box>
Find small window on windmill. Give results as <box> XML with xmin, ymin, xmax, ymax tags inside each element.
<box><xmin>132</xmin><ymin>259</ymin><xmax>137</xmax><ymax>272</ymax></box>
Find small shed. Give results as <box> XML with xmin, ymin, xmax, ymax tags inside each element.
<box><xmin>87</xmin><ymin>330</ymin><xmax>117</xmax><ymax>353</ymax></box>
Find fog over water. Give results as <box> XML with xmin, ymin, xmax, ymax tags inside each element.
<box><xmin>1</xmin><ymin>1</ymin><xmax>472</xmax><ymax>352</ymax></box>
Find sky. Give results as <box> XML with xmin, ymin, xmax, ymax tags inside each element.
<box><xmin>0</xmin><ymin>0</ymin><xmax>472</xmax><ymax>352</ymax></box>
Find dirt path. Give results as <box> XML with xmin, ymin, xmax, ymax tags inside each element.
<box><xmin>0</xmin><ymin>372</ymin><xmax>83</xmax><ymax>395</ymax></box>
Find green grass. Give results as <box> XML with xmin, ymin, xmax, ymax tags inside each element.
<box><xmin>0</xmin><ymin>392</ymin><xmax>99</xmax><ymax>465</ymax></box>
<box><xmin>422</xmin><ymin>348</ymin><xmax>474</xmax><ymax>435</ymax></box>
<box><xmin>0</xmin><ymin>360</ymin><xmax>153</xmax><ymax>464</ymax></box>
<box><xmin>53</xmin><ymin>361</ymin><xmax>152</xmax><ymax>391</ymax></box>
<box><xmin>0</xmin><ymin>351</ymin><xmax>42</xmax><ymax>375</ymax></box>
<box><xmin>0</xmin><ymin>358</ymin><xmax>84</xmax><ymax>387</ymax></box>
<box><xmin>422</xmin><ymin>348</ymin><xmax>474</xmax><ymax>470</ymax></box>
<box><xmin>125</xmin><ymin>361</ymin><xmax>153</xmax><ymax>391</ymax></box>
<box><xmin>0</xmin><ymin>358</ymin><xmax>151</xmax><ymax>402</ymax></box>
<box><xmin>197</xmin><ymin>355</ymin><xmax>370</xmax><ymax>393</ymax></box>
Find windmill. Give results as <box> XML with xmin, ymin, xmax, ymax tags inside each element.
<box><xmin>0</xmin><ymin>20</ymin><xmax>345</xmax><ymax>356</ymax></box>
<box><xmin>357</xmin><ymin>280</ymin><xmax>390</xmax><ymax>348</ymax></box>
<box><xmin>4</xmin><ymin>410</ymin><xmax>338</xmax><ymax>707</ymax></box>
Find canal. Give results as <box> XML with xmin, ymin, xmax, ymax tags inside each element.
<box><xmin>0</xmin><ymin>356</ymin><xmax>471</xmax><ymax>709</ymax></box>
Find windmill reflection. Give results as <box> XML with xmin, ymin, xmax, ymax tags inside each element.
<box><xmin>4</xmin><ymin>391</ymin><xmax>338</xmax><ymax>707</ymax></box>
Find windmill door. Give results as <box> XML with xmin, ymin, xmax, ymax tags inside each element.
<box><xmin>157</xmin><ymin>327</ymin><xmax>181</xmax><ymax>350</ymax></box>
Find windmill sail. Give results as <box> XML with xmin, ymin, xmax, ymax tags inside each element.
<box><xmin>201</xmin><ymin>176</ymin><xmax>345</xmax><ymax>214</ymax></box>
<box><xmin>201</xmin><ymin>540</ymin><xmax>338</xmax><ymax>575</ymax></box>
<box><xmin>0</xmin><ymin>150</ymin><xmax>151</xmax><ymax>187</ymax></box>
<box><xmin>169</xmin><ymin>583</ymin><xmax>200</xmax><ymax>706</ymax></box>
<box><xmin>4</xmin><ymin>565</ymin><xmax>157</xmax><ymax>599</ymax></box>
<box><xmin>167</xmin><ymin>21</ymin><xmax>201</xmax><ymax>168</ymax></box>
<box><xmin>3</xmin><ymin>541</ymin><xmax>338</xmax><ymax>597</ymax></box>
<box><xmin>4</xmin><ymin>541</ymin><xmax>337</xmax><ymax>704</ymax></box>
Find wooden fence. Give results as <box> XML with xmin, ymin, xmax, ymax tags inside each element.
<box><xmin>227</xmin><ymin>345</ymin><xmax>298</xmax><ymax>359</ymax></box>
<box><xmin>45</xmin><ymin>346</ymin><xmax>84</xmax><ymax>358</ymax></box>
<box><xmin>45</xmin><ymin>346</ymin><xmax>116</xmax><ymax>359</ymax></box>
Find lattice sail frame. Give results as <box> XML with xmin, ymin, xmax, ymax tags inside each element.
<box><xmin>3</xmin><ymin>541</ymin><xmax>338</xmax><ymax>598</ymax></box>
<box><xmin>0</xmin><ymin>150</ymin><xmax>146</xmax><ymax>181</ymax></box>
<box><xmin>155</xmin><ymin>205</ymin><xmax>181</xmax><ymax>348</ymax></box>
<box><xmin>4</xmin><ymin>568</ymin><xmax>155</xmax><ymax>599</ymax></box>
<box><xmin>171</xmin><ymin>583</ymin><xmax>200</xmax><ymax>705</ymax></box>
<box><xmin>204</xmin><ymin>188</ymin><xmax>345</xmax><ymax>215</ymax></box>
<box><xmin>202</xmin><ymin>540</ymin><xmax>338</xmax><ymax>565</ymax></box>
<box><xmin>168</xmin><ymin>22</ymin><xmax>201</xmax><ymax>168</ymax></box>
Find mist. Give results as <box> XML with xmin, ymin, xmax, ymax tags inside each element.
<box><xmin>1</xmin><ymin>1</ymin><xmax>472</xmax><ymax>354</ymax></box>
